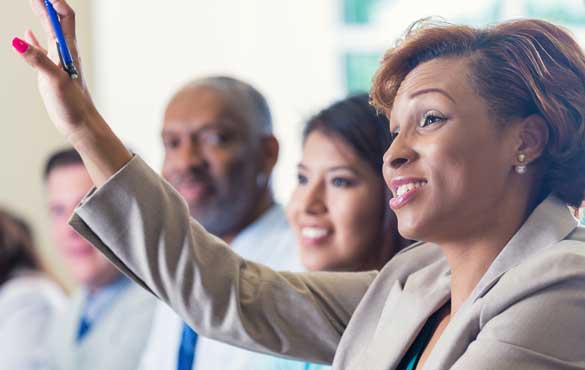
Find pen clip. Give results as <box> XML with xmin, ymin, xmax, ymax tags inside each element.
<box><xmin>56</xmin><ymin>41</ymin><xmax>79</xmax><ymax>80</ymax></box>
<box><xmin>56</xmin><ymin>41</ymin><xmax>66</xmax><ymax>68</ymax></box>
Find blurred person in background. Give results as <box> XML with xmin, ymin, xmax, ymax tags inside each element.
<box><xmin>138</xmin><ymin>76</ymin><xmax>303</xmax><ymax>370</ymax></box>
<box><xmin>258</xmin><ymin>94</ymin><xmax>411</xmax><ymax>370</ymax></box>
<box><xmin>0</xmin><ymin>208</ymin><xmax>63</xmax><ymax>370</ymax></box>
<box><xmin>42</xmin><ymin>148</ymin><xmax>157</xmax><ymax>370</ymax></box>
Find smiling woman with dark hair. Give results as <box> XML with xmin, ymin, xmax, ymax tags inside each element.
<box><xmin>13</xmin><ymin>1</ymin><xmax>585</xmax><ymax>368</ymax></box>
<box><xmin>257</xmin><ymin>95</ymin><xmax>411</xmax><ymax>370</ymax></box>
<box><xmin>289</xmin><ymin>94</ymin><xmax>409</xmax><ymax>274</ymax></box>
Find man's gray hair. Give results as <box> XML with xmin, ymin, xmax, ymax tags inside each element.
<box><xmin>186</xmin><ymin>76</ymin><xmax>273</xmax><ymax>135</ymax></box>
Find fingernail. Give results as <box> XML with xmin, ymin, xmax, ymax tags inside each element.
<box><xmin>12</xmin><ymin>37</ymin><xmax>29</xmax><ymax>54</ymax></box>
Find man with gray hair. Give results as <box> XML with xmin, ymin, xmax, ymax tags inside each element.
<box><xmin>138</xmin><ymin>76</ymin><xmax>302</xmax><ymax>370</ymax></box>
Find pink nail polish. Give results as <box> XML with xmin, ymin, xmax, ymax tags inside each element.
<box><xmin>12</xmin><ymin>37</ymin><xmax>29</xmax><ymax>54</ymax></box>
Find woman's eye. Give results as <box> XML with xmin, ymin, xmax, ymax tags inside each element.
<box><xmin>420</xmin><ymin>111</ymin><xmax>446</xmax><ymax>127</ymax></box>
<box><xmin>390</xmin><ymin>129</ymin><xmax>400</xmax><ymax>140</ymax></box>
<box><xmin>297</xmin><ymin>174</ymin><xmax>308</xmax><ymax>185</ymax></box>
<box><xmin>331</xmin><ymin>177</ymin><xmax>354</xmax><ymax>188</ymax></box>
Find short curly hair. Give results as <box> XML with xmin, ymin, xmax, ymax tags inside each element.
<box><xmin>371</xmin><ymin>19</ymin><xmax>585</xmax><ymax>207</ymax></box>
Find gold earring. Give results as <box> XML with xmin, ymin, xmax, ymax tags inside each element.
<box><xmin>515</xmin><ymin>153</ymin><xmax>527</xmax><ymax>174</ymax></box>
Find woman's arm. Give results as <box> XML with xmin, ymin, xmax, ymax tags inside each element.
<box><xmin>70</xmin><ymin>155</ymin><xmax>376</xmax><ymax>363</ymax></box>
<box><xmin>15</xmin><ymin>1</ymin><xmax>376</xmax><ymax>363</ymax></box>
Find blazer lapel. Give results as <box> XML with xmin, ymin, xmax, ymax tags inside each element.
<box><xmin>468</xmin><ymin>195</ymin><xmax>577</xmax><ymax>304</ymax></box>
<box><xmin>423</xmin><ymin>196</ymin><xmax>579</xmax><ymax>370</ymax></box>
<box><xmin>359</xmin><ymin>260</ymin><xmax>451</xmax><ymax>370</ymax></box>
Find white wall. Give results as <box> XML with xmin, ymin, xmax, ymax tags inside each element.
<box><xmin>91</xmin><ymin>0</ymin><xmax>346</xmax><ymax>203</ymax></box>
<box><xmin>1</xmin><ymin>0</ymin><xmax>94</xmax><ymax>288</ymax></box>
<box><xmin>90</xmin><ymin>0</ymin><xmax>585</xmax><ymax>205</ymax></box>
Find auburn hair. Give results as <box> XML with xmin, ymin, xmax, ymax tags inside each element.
<box><xmin>371</xmin><ymin>19</ymin><xmax>585</xmax><ymax>207</ymax></box>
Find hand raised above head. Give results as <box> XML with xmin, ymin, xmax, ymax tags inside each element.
<box><xmin>13</xmin><ymin>0</ymin><xmax>132</xmax><ymax>187</ymax></box>
<box><xmin>14</xmin><ymin>0</ymin><xmax>93</xmax><ymax>142</ymax></box>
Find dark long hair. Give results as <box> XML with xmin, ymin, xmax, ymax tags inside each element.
<box><xmin>303</xmin><ymin>94</ymin><xmax>410</xmax><ymax>267</ymax></box>
<box><xmin>303</xmin><ymin>94</ymin><xmax>391</xmax><ymax>176</ymax></box>
<box><xmin>0</xmin><ymin>209</ymin><xmax>39</xmax><ymax>285</ymax></box>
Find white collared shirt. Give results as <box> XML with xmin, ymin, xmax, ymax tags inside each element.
<box><xmin>138</xmin><ymin>203</ymin><xmax>303</xmax><ymax>370</ymax></box>
<box><xmin>78</xmin><ymin>275</ymin><xmax>131</xmax><ymax>333</ymax></box>
<box><xmin>0</xmin><ymin>272</ymin><xmax>64</xmax><ymax>370</ymax></box>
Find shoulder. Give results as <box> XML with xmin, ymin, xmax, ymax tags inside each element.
<box><xmin>488</xmin><ymin>236</ymin><xmax>585</xmax><ymax>306</ymax></box>
<box><xmin>0</xmin><ymin>274</ymin><xmax>64</xmax><ymax>312</ymax></box>
<box><xmin>487</xmin><ymin>240</ymin><xmax>585</xmax><ymax>299</ymax></box>
<box><xmin>477</xmin><ymin>237</ymin><xmax>585</xmax><ymax>356</ymax></box>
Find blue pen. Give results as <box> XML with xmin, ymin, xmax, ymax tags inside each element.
<box><xmin>44</xmin><ymin>0</ymin><xmax>79</xmax><ymax>79</ymax></box>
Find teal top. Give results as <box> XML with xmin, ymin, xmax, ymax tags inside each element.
<box><xmin>252</xmin><ymin>357</ymin><xmax>330</xmax><ymax>370</ymax></box>
<box><xmin>255</xmin><ymin>304</ymin><xmax>446</xmax><ymax>370</ymax></box>
<box><xmin>395</xmin><ymin>305</ymin><xmax>445</xmax><ymax>370</ymax></box>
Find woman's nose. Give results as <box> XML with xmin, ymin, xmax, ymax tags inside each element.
<box><xmin>302</xmin><ymin>182</ymin><xmax>327</xmax><ymax>215</ymax></box>
<box><xmin>383</xmin><ymin>133</ymin><xmax>417</xmax><ymax>171</ymax></box>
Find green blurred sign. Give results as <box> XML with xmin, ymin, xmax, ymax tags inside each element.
<box><xmin>343</xmin><ymin>0</ymin><xmax>389</xmax><ymax>24</ymax></box>
<box><xmin>524</xmin><ymin>0</ymin><xmax>585</xmax><ymax>26</ymax></box>
<box><xmin>343</xmin><ymin>52</ymin><xmax>383</xmax><ymax>94</ymax></box>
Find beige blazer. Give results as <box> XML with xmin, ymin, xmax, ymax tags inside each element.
<box><xmin>70</xmin><ymin>156</ymin><xmax>585</xmax><ymax>370</ymax></box>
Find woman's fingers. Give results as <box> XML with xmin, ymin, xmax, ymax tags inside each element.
<box><xmin>24</xmin><ymin>29</ymin><xmax>60</xmax><ymax>67</ymax></box>
<box><xmin>29</xmin><ymin>0</ymin><xmax>80</xmax><ymax>69</ymax></box>
<box><xmin>25</xmin><ymin>29</ymin><xmax>47</xmax><ymax>54</ymax></box>
<box><xmin>13</xmin><ymin>37</ymin><xmax>63</xmax><ymax>79</ymax></box>
<box><xmin>45</xmin><ymin>0</ymin><xmax>76</xmax><ymax>39</ymax></box>
<box><xmin>30</xmin><ymin>0</ymin><xmax>55</xmax><ymax>40</ymax></box>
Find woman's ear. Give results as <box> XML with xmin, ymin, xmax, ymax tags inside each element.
<box><xmin>516</xmin><ymin>114</ymin><xmax>549</xmax><ymax>164</ymax></box>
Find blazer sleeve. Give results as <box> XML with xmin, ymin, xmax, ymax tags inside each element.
<box><xmin>450</xmin><ymin>245</ymin><xmax>585</xmax><ymax>370</ymax></box>
<box><xmin>69</xmin><ymin>155</ymin><xmax>376</xmax><ymax>364</ymax></box>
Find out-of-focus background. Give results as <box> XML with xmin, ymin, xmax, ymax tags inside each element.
<box><xmin>3</xmin><ymin>0</ymin><xmax>585</xmax><ymax>287</ymax></box>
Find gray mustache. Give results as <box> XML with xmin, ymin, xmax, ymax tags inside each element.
<box><xmin>172</xmin><ymin>169</ymin><xmax>212</xmax><ymax>187</ymax></box>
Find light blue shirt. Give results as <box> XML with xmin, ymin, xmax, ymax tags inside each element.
<box><xmin>254</xmin><ymin>358</ymin><xmax>331</xmax><ymax>370</ymax></box>
<box><xmin>79</xmin><ymin>275</ymin><xmax>131</xmax><ymax>331</ymax></box>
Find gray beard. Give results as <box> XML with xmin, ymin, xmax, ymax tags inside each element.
<box><xmin>190</xmin><ymin>188</ymin><xmax>261</xmax><ymax>237</ymax></box>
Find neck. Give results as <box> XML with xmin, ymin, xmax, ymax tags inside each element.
<box><xmin>220</xmin><ymin>191</ymin><xmax>274</xmax><ymax>244</ymax></box>
<box><xmin>439</xmin><ymin>190</ymin><xmax>539</xmax><ymax>313</ymax></box>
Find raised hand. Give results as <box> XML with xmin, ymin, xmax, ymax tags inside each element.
<box><xmin>13</xmin><ymin>0</ymin><xmax>132</xmax><ymax>186</ymax></box>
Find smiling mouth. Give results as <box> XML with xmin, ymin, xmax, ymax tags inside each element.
<box><xmin>300</xmin><ymin>226</ymin><xmax>331</xmax><ymax>245</ymax></box>
<box><xmin>177</xmin><ymin>181</ymin><xmax>211</xmax><ymax>200</ymax></box>
<box><xmin>390</xmin><ymin>180</ymin><xmax>427</xmax><ymax>209</ymax></box>
<box><xmin>395</xmin><ymin>181</ymin><xmax>427</xmax><ymax>197</ymax></box>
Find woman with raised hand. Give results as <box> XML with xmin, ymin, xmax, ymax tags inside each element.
<box><xmin>13</xmin><ymin>1</ymin><xmax>585</xmax><ymax>368</ymax></box>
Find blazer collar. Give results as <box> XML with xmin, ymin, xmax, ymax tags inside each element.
<box><xmin>360</xmin><ymin>258</ymin><xmax>451</xmax><ymax>370</ymax></box>
<box><xmin>468</xmin><ymin>195</ymin><xmax>578</xmax><ymax>304</ymax></box>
